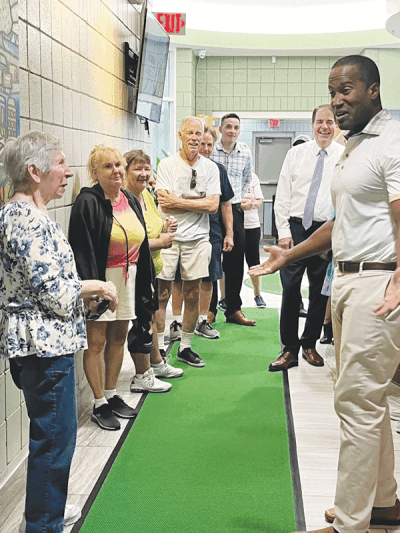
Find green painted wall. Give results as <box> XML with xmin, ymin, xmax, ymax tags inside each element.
<box><xmin>175</xmin><ymin>48</ymin><xmax>400</xmax><ymax>120</ymax></box>
<box><xmin>362</xmin><ymin>48</ymin><xmax>400</xmax><ymax>108</ymax></box>
<box><xmin>194</xmin><ymin>55</ymin><xmax>341</xmax><ymax>115</ymax></box>
<box><xmin>176</xmin><ymin>48</ymin><xmax>196</xmax><ymax>140</ymax></box>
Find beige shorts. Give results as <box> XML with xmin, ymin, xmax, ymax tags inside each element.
<box><xmin>158</xmin><ymin>237</ymin><xmax>211</xmax><ymax>281</ymax></box>
<box><xmin>97</xmin><ymin>264</ymin><xmax>137</xmax><ymax>321</ymax></box>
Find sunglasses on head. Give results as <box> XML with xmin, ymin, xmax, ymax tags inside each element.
<box><xmin>190</xmin><ymin>169</ymin><xmax>197</xmax><ymax>189</ymax></box>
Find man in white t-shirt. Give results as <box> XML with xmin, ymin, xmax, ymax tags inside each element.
<box><xmin>155</xmin><ymin>116</ymin><xmax>221</xmax><ymax>368</ymax></box>
<box><xmin>250</xmin><ymin>55</ymin><xmax>400</xmax><ymax>533</ymax></box>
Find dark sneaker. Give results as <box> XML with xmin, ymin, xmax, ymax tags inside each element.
<box><xmin>254</xmin><ymin>295</ymin><xmax>266</xmax><ymax>308</ymax></box>
<box><xmin>107</xmin><ymin>395</ymin><xmax>137</xmax><ymax>419</ymax></box>
<box><xmin>195</xmin><ymin>319</ymin><xmax>220</xmax><ymax>339</ymax></box>
<box><xmin>169</xmin><ymin>320</ymin><xmax>182</xmax><ymax>341</ymax></box>
<box><xmin>177</xmin><ymin>347</ymin><xmax>205</xmax><ymax>367</ymax></box>
<box><xmin>91</xmin><ymin>404</ymin><xmax>121</xmax><ymax>430</ymax></box>
<box><xmin>217</xmin><ymin>298</ymin><xmax>227</xmax><ymax>311</ymax></box>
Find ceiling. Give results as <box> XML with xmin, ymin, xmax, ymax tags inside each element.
<box><xmin>151</xmin><ymin>0</ymin><xmax>400</xmax><ymax>55</ymax></box>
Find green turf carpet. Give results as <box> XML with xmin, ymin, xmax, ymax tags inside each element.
<box><xmin>244</xmin><ymin>272</ymin><xmax>309</xmax><ymax>298</ymax></box>
<box><xmin>79</xmin><ymin>308</ymin><xmax>296</xmax><ymax>533</ymax></box>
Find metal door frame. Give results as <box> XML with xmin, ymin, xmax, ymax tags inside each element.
<box><xmin>253</xmin><ymin>132</ymin><xmax>295</xmax><ymax>240</ymax></box>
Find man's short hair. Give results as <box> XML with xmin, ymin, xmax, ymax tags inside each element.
<box><xmin>204</xmin><ymin>126</ymin><xmax>217</xmax><ymax>143</ymax></box>
<box><xmin>179</xmin><ymin>116</ymin><xmax>203</xmax><ymax>133</ymax></box>
<box><xmin>220</xmin><ymin>113</ymin><xmax>240</xmax><ymax>127</ymax></box>
<box><xmin>312</xmin><ymin>104</ymin><xmax>336</xmax><ymax>124</ymax></box>
<box><xmin>332</xmin><ymin>55</ymin><xmax>380</xmax><ymax>88</ymax></box>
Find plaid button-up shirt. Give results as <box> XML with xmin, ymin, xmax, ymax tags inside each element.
<box><xmin>211</xmin><ymin>141</ymin><xmax>252</xmax><ymax>204</ymax></box>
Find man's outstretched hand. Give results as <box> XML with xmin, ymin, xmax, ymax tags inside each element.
<box><xmin>248</xmin><ymin>245</ymin><xmax>287</xmax><ymax>277</ymax></box>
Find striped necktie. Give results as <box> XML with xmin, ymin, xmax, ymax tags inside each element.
<box><xmin>302</xmin><ymin>149</ymin><xmax>327</xmax><ymax>230</ymax></box>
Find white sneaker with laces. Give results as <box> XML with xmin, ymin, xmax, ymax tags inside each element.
<box><xmin>19</xmin><ymin>504</ymin><xmax>81</xmax><ymax>532</ymax></box>
<box><xmin>152</xmin><ymin>359</ymin><xmax>184</xmax><ymax>379</ymax></box>
<box><xmin>130</xmin><ymin>368</ymin><xmax>172</xmax><ymax>393</ymax></box>
<box><xmin>169</xmin><ymin>320</ymin><xmax>182</xmax><ymax>341</ymax></box>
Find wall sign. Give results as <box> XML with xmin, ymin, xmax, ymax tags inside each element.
<box><xmin>154</xmin><ymin>13</ymin><xmax>186</xmax><ymax>35</ymax></box>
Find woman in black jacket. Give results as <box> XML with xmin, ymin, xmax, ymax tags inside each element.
<box><xmin>69</xmin><ymin>145</ymin><xmax>156</xmax><ymax>431</ymax></box>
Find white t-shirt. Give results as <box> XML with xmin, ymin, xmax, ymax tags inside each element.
<box><xmin>332</xmin><ymin>114</ymin><xmax>400</xmax><ymax>263</ymax></box>
<box><xmin>156</xmin><ymin>152</ymin><xmax>221</xmax><ymax>242</ymax></box>
<box><xmin>243</xmin><ymin>173</ymin><xmax>264</xmax><ymax>229</ymax></box>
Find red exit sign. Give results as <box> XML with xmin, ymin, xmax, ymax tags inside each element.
<box><xmin>269</xmin><ymin>119</ymin><xmax>280</xmax><ymax>127</ymax></box>
<box><xmin>155</xmin><ymin>13</ymin><xmax>186</xmax><ymax>35</ymax></box>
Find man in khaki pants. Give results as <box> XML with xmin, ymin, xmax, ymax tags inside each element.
<box><xmin>250</xmin><ymin>54</ymin><xmax>400</xmax><ymax>533</ymax></box>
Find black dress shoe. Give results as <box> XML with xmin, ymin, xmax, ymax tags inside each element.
<box><xmin>320</xmin><ymin>322</ymin><xmax>333</xmax><ymax>344</ymax></box>
<box><xmin>269</xmin><ymin>351</ymin><xmax>298</xmax><ymax>372</ymax></box>
<box><xmin>299</xmin><ymin>301</ymin><xmax>308</xmax><ymax>318</ymax></box>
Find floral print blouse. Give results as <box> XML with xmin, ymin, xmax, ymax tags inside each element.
<box><xmin>0</xmin><ymin>202</ymin><xmax>86</xmax><ymax>358</ymax></box>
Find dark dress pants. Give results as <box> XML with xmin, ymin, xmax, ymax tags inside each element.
<box><xmin>223</xmin><ymin>204</ymin><xmax>246</xmax><ymax>317</ymax></box>
<box><xmin>279</xmin><ymin>218</ymin><xmax>329</xmax><ymax>357</ymax></box>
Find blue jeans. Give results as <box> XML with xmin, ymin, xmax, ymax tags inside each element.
<box><xmin>15</xmin><ymin>354</ymin><xmax>77</xmax><ymax>533</ymax></box>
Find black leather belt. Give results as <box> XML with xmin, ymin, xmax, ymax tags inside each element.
<box><xmin>289</xmin><ymin>216</ymin><xmax>324</xmax><ymax>226</ymax></box>
<box><xmin>338</xmin><ymin>261</ymin><xmax>397</xmax><ymax>273</ymax></box>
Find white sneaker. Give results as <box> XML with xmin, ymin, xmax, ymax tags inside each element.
<box><xmin>169</xmin><ymin>320</ymin><xmax>182</xmax><ymax>341</ymax></box>
<box><xmin>397</xmin><ymin>419</ymin><xmax>400</xmax><ymax>434</ymax></box>
<box><xmin>152</xmin><ymin>359</ymin><xmax>184</xmax><ymax>379</ymax></box>
<box><xmin>20</xmin><ymin>504</ymin><xmax>81</xmax><ymax>532</ymax></box>
<box><xmin>130</xmin><ymin>368</ymin><xmax>172</xmax><ymax>393</ymax></box>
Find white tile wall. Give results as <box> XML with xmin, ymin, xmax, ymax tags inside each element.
<box><xmin>1</xmin><ymin>0</ymin><xmax>151</xmax><ymax>484</ymax></box>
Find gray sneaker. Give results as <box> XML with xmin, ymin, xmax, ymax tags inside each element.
<box><xmin>169</xmin><ymin>320</ymin><xmax>182</xmax><ymax>341</ymax></box>
<box><xmin>195</xmin><ymin>319</ymin><xmax>220</xmax><ymax>339</ymax></box>
<box><xmin>254</xmin><ymin>295</ymin><xmax>266</xmax><ymax>308</ymax></box>
<box><xmin>91</xmin><ymin>404</ymin><xmax>121</xmax><ymax>431</ymax></box>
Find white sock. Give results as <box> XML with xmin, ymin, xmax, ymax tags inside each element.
<box><xmin>152</xmin><ymin>361</ymin><xmax>164</xmax><ymax>368</ymax></box>
<box><xmin>94</xmin><ymin>397</ymin><xmax>108</xmax><ymax>408</ymax></box>
<box><xmin>180</xmin><ymin>331</ymin><xmax>194</xmax><ymax>350</ymax></box>
<box><xmin>198</xmin><ymin>314</ymin><xmax>207</xmax><ymax>323</ymax></box>
<box><xmin>104</xmin><ymin>389</ymin><xmax>116</xmax><ymax>400</ymax></box>
<box><xmin>158</xmin><ymin>332</ymin><xmax>166</xmax><ymax>350</ymax></box>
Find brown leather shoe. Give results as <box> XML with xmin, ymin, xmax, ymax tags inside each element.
<box><xmin>292</xmin><ymin>526</ymin><xmax>337</xmax><ymax>533</ymax></box>
<box><xmin>302</xmin><ymin>348</ymin><xmax>324</xmax><ymax>367</ymax></box>
<box><xmin>325</xmin><ymin>499</ymin><xmax>400</xmax><ymax>526</ymax></box>
<box><xmin>226</xmin><ymin>310</ymin><xmax>256</xmax><ymax>326</ymax></box>
<box><xmin>269</xmin><ymin>351</ymin><xmax>298</xmax><ymax>372</ymax></box>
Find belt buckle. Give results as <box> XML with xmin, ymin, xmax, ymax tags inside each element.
<box><xmin>358</xmin><ymin>261</ymin><xmax>364</xmax><ymax>276</ymax></box>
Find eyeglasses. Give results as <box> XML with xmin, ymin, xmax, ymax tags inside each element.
<box><xmin>190</xmin><ymin>169</ymin><xmax>197</xmax><ymax>189</ymax></box>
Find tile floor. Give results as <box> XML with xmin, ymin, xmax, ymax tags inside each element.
<box><xmin>2</xmin><ymin>256</ymin><xmax>400</xmax><ymax>532</ymax></box>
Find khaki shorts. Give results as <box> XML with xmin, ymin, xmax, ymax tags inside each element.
<box><xmin>158</xmin><ymin>237</ymin><xmax>211</xmax><ymax>281</ymax></box>
<box><xmin>97</xmin><ymin>264</ymin><xmax>137</xmax><ymax>321</ymax></box>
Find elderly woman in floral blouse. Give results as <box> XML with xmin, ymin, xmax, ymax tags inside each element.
<box><xmin>0</xmin><ymin>132</ymin><xmax>118</xmax><ymax>533</ymax></box>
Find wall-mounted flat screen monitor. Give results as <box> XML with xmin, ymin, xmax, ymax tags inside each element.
<box><xmin>135</xmin><ymin>11</ymin><xmax>170</xmax><ymax>124</ymax></box>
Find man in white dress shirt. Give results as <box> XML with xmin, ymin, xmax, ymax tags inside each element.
<box><xmin>271</xmin><ymin>105</ymin><xmax>343</xmax><ymax>371</ymax></box>
<box><xmin>250</xmin><ymin>54</ymin><xmax>400</xmax><ymax>533</ymax></box>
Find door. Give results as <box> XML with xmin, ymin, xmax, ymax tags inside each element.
<box><xmin>254</xmin><ymin>135</ymin><xmax>292</xmax><ymax>238</ymax></box>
